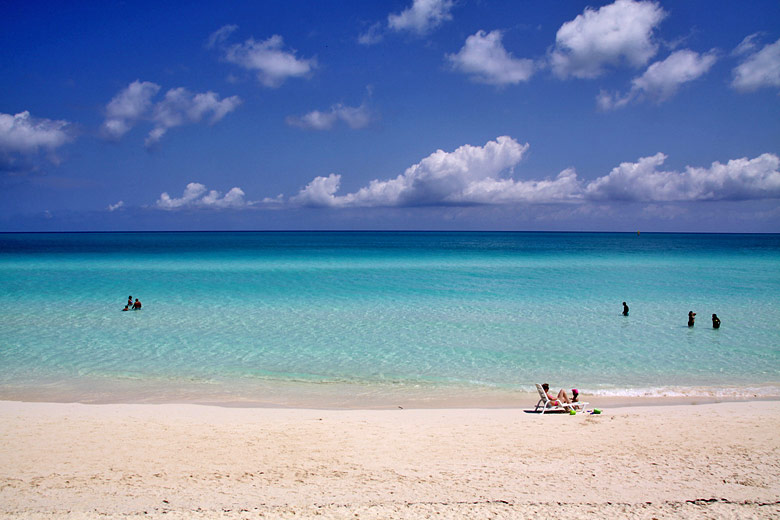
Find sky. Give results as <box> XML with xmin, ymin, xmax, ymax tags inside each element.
<box><xmin>1</xmin><ymin>0</ymin><xmax>779</xmax><ymax>232</ymax></box>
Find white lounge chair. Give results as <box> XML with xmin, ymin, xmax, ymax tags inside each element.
<box><xmin>534</xmin><ymin>384</ymin><xmax>588</xmax><ymax>414</ymax></box>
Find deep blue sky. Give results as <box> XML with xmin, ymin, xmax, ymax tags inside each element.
<box><xmin>1</xmin><ymin>0</ymin><xmax>779</xmax><ymax>232</ymax></box>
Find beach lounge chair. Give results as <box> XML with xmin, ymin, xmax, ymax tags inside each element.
<box><xmin>534</xmin><ymin>384</ymin><xmax>588</xmax><ymax>414</ymax></box>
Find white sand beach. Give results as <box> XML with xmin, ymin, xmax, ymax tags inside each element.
<box><xmin>1</xmin><ymin>400</ymin><xmax>779</xmax><ymax>519</ymax></box>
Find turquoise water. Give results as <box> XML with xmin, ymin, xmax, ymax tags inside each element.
<box><xmin>1</xmin><ymin>231</ymin><xmax>778</xmax><ymax>406</ymax></box>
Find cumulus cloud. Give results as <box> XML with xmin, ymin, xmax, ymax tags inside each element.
<box><xmin>210</xmin><ymin>26</ymin><xmax>316</xmax><ymax>87</ymax></box>
<box><xmin>585</xmin><ymin>152</ymin><xmax>780</xmax><ymax>201</ymax></box>
<box><xmin>0</xmin><ymin>111</ymin><xmax>73</xmax><ymax>154</ymax></box>
<box><xmin>107</xmin><ymin>200</ymin><xmax>125</xmax><ymax>211</ymax></box>
<box><xmin>632</xmin><ymin>49</ymin><xmax>717</xmax><ymax>100</ymax></box>
<box><xmin>732</xmin><ymin>37</ymin><xmax>780</xmax><ymax>92</ymax></box>
<box><xmin>156</xmin><ymin>182</ymin><xmax>251</xmax><ymax>210</ymax></box>
<box><xmin>286</xmin><ymin>103</ymin><xmax>372</xmax><ymax>130</ymax></box>
<box><xmin>146</xmin><ymin>88</ymin><xmax>242</xmax><ymax>146</ymax></box>
<box><xmin>359</xmin><ymin>0</ymin><xmax>453</xmax><ymax>44</ymax></box>
<box><xmin>598</xmin><ymin>49</ymin><xmax>717</xmax><ymax>109</ymax></box>
<box><xmin>455</xmin><ymin>168</ymin><xmax>582</xmax><ymax>204</ymax></box>
<box><xmin>551</xmin><ymin>0</ymin><xmax>666</xmax><ymax>79</ymax></box>
<box><xmin>101</xmin><ymin>81</ymin><xmax>241</xmax><ymax>146</ymax></box>
<box><xmin>291</xmin><ymin>136</ymin><xmax>534</xmax><ymax>207</ymax></box>
<box><xmin>101</xmin><ymin>80</ymin><xmax>161</xmax><ymax>140</ymax></box>
<box><xmin>289</xmin><ymin>137</ymin><xmax>780</xmax><ymax>208</ymax></box>
<box><xmin>0</xmin><ymin>111</ymin><xmax>73</xmax><ymax>171</ymax></box>
<box><xmin>448</xmin><ymin>30</ymin><xmax>535</xmax><ymax>85</ymax></box>
<box><xmin>388</xmin><ymin>0</ymin><xmax>454</xmax><ymax>35</ymax></box>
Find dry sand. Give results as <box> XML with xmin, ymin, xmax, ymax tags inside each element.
<box><xmin>1</xmin><ymin>400</ymin><xmax>778</xmax><ymax>519</ymax></box>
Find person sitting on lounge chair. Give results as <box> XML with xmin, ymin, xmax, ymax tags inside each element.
<box><xmin>542</xmin><ymin>383</ymin><xmax>572</xmax><ymax>406</ymax></box>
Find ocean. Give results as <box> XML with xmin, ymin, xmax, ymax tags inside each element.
<box><xmin>0</xmin><ymin>231</ymin><xmax>778</xmax><ymax>407</ymax></box>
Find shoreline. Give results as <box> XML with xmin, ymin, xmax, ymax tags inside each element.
<box><xmin>1</xmin><ymin>390</ymin><xmax>779</xmax><ymax>410</ymax></box>
<box><xmin>1</xmin><ymin>399</ymin><xmax>778</xmax><ymax>519</ymax></box>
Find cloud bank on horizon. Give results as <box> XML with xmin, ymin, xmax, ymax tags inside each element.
<box><xmin>155</xmin><ymin>136</ymin><xmax>780</xmax><ymax>211</ymax></box>
<box><xmin>156</xmin><ymin>182</ymin><xmax>249</xmax><ymax>210</ymax></box>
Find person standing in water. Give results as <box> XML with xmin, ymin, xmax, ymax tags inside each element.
<box><xmin>622</xmin><ymin>302</ymin><xmax>629</xmax><ymax>316</ymax></box>
<box><xmin>688</xmin><ymin>311</ymin><xmax>696</xmax><ymax>327</ymax></box>
<box><xmin>712</xmin><ymin>314</ymin><xmax>721</xmax><ymax>329</ymax></box>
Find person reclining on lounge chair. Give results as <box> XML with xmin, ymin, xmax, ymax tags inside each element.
<box><xmin>542</xmin><ymin>383</ymin><xmax>572</xmax><ymax>406</ymax></box>
<box><xmin>535</xmin><ymin>383</ymin><xmax>588</xmax><ymax>413</ymax></box>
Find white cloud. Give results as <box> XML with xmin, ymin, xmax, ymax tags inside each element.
<box><xmin>291</xmin><ymin>136</ymin><xmax>533</xmax><ymax>207</ymax></box>
<box><xmin>219</xmin><ymin>33</ymin><xmax>316</xmax><ymax>88</ymax></box>
<box><xmin>455</xmin><ymin>168</ymin><xmax>582</xmax><ymax>204</ymax></box>
<box><xmin>359</xmin><ymin>0</ymin><xmax>453</xmax><ymax>44</ymax></box>
<box><xmin>101</xmin><ymin>80</ymin><xmax>161</xmax><ymax>139</ymax></box>
<box><xmin>146</xmin><ymin>88</ymin><xmax>242</xmax><ymax>146</ymax></box>
<box><xmin>732</xmin><ymin>37</ymin><xmax>780</xmax><ymax>92</ymax></box>
<box><xmin>596</xmin><ymin>89</ymin><xmax>633</xmax><ymax>111</ymax></box>
<box><xmin>206</xmin><ymin>24</ymin><xmax>237</xmax><ymax>49</ymax></box>
<box><xmin>585</xmin><ymin>152</ymin><xmax>780</xmax><ymax>201</ymax></box>
<box><xmin>733</xmin><ymin>33</ymin><xmax>762</xmax><ymax>57</ymax></box>
<box><xmin>358</xmin><ymin>22</ymin><xmax>384</xmax><ymax>46</ymax></box>
<box><xmin>156</xmin><ymin>182</ymin><xmax>251</xmax><ymax>210</ymax></box>
<box><xmin>290</xmin><ymin>137</ymin><xmax>780</xmax><ymax>208</ymax></box>
<box><xmin>146</xmin><ymin>141</ymin><xmax>780</xmax><ymax>214</ymax></box>
<box><xmin>448</xmin><ymin>30</ymin><xmax>535</xmax><ymax>85</ymax></box>
<box><xmin>101</xmin><ymin>81</ymin><xmax>241</xmax><ymax>146</ymax></box>
<box><xmin>288</xmin><ymin>110</ymin><xmax>337</xmax><ymax>131</ymax></box>
<box><xmin>551</xmin><ymin>0</ymin><xmax>666</xmax><ymax>79</ymax></box>
<box><xmin>286</xmin><ymin>103</ymin><xmax>372</xmax><ymax>130</ymax></box>
<box><xmin>107</xmin><ymin>200</ymin><xmax>125</xmax><ymax>211</ymax></box>
<box><xmin>388</xmin><ymin>0</ymin><xmax>454</xmax><ymax>35</ymax></box>
<box><xmin>632</xmin><ymin>49</ymin><xmax>717</xmax><ymax>100</ymax></box>
<box><xmin>0</xmin><ymin>111</ymin><xmax>72</xmax><ymax>154</ymax></box>
<box><xmin>598</xmin><ymin>49</ymin><xmax>717</xmax><ymax>109</ymax></box>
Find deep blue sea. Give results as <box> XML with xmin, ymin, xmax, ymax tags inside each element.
<box><xmin>0</xmin><ymin>232</ymin><xmax>778</xmax><ymax>407</ymax></box>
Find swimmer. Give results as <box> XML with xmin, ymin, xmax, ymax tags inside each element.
<box><xmin>712</xmin><ymin>313</ymin><xmax>720</xmax><ymax>329</ymax></box>
<box><xmin>688</xmin><ymin>311</ymin><xmax>696</xmax><ymax>327</ymax></box>
<box><xmin>127</xmin><ymin>295</ymin><xmax>133</xmax><ymax>307</ymax></box>
<box><xmin>133</xmin><ymin>298</ymin><xmax>142</xmax><ymax>310</ymax></box>
<box><xmin>622</xmin><ymin>301</ymin><xmax>629</xmax><ymax>316</ymax></box>
<box><xmin>122</xmin><ymin>305</ymin><xmax>129</xmax><ymax>311</ymax></box>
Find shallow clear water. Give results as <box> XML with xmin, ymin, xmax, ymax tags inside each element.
<box><xmin>1</xmin><ymin>231</ymin><xmax>778</xmax><ymax>406</ymax></box>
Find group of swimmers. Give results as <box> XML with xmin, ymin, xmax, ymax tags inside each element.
<box><xmin>122</xmin><ymin>295</ymin><xmax>142</xmax><ymax>311</ymax></box>
<box><xmin>687</xmin><ymin>311</ymin><xmax>720</xmax><ymax>328</ymax></box>
<box><xmin>546</xmin><ymin>304</ymin><xmax>722</xmax><ymax>408</ymax></box>
<box><xmin>623</xmin><ymin>301</ymin><xmax>721</xmax><ymax>328</ymax></box>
